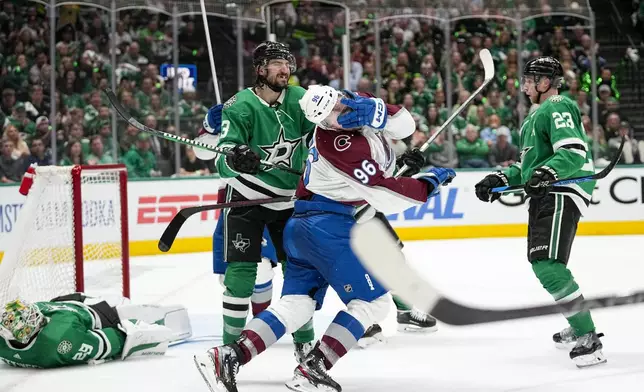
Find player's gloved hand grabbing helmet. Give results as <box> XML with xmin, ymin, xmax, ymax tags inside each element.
<box><xmin>226</xmin><ymin>145</ymin><xmax>261</xmax><ymax>175</ymax></box>
<box><xmin>475</xmin><ymin>172</ymin><xmax>508</xmax><ymax>203</ymax></box>
<box><xmin>396</xmin><ymin>148</ymin><xmax>425</xmax><ymax>177</ymax></box>
<box><xmin>203</xmin><ymin>104</ymin><xmax>224</xmax><ymax>135</ymax></box>
<box><xmin>413</xmin><ymin>167</ymin><xmax>456</xmax><ymax>198</ymax></box>
<box><xmin>524</xmin><ymin>166</ymin><xmax>558</xmax><ymax>198</ymax></box>
<box><xmin>338</xmin><ymin>90</ymin><xmax>388</xmax><ymax>130</ymax></box>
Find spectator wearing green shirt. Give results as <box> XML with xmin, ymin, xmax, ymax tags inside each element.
<box><xmin>410</xmin><ymin>76</ymin><xmax>433</xmax><ymax>113</ymax></box>
<box><xmin>86</xmin><ymin>135</ymin><xmax>114</xmax><ymax>165</ymax></box>
<box><xmin>484</xmin><ymin>90</ymin><xmax>512</xmax><ymax>125</ymax></box>
<box><xmin>86</xmin><ymin>106</ymin><xmax>111</xmax><ymax>135</ymax></box>
<box><xmin>83</xmin><ymin>91</ymin><xmax>103</xmax><ymax>128</ymax></box>
<box><xmin>425</xmin><ymin>127</ymin><xmax>459</xmax><ymax>169</ymax></box>
<box><xmin>456</xmin><ymin>125</ymin><xmax>490</xmax><ymax>168</ymax></box>
<box><xmin>120</xmin><ymin>124</ymin><xmax>140</xmax><ymax>155</ymax></box>
<box><xmin>68</xmin><ymin>123</ymin><xmax>91</xmax><ymax>156</ymax></box>
<box><xmin>135</xmin><ymin>77</ymin><xmax>155</xmax><ymax>114</ymax></box>
<box><xmin>59</xmin><ymin>139</ymin><xmax>85</xmax><ymax>166</ymax></box>
<box><xmin>178</xmin><ymin>88</ymin><xmax>207</xmax><ymax>119</ymax></box>
<box><xmin>121</xmin><ymin>133</ymin><xmax>160</xmax><ymax>178</ymax></box>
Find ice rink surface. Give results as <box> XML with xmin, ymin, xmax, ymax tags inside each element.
<box><xmin>2</xmin><ymin>235</ymin><xmax>644</xmax><ymax>392</ymax></box>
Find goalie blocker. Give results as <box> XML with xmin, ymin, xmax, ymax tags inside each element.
<box><xmin>0</xmin><ymin>293</ymin><xmax>191</xmax><ymax>368</ymax></box>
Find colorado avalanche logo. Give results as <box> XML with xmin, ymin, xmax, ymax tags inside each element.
<box><xmin>334</xmin><ymin>135</ymin><xmax>352</xmax><ymax>152</ymax></box>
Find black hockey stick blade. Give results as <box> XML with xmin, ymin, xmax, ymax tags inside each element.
<box><xmin>351</xmin><ymin>218</ymin><xmax>643</xmax><ymax>326</ymax></box>
<box><xmin>103</xmin><ymin>88</ymin><xmax>303</xmax><ymax>176</ymax></box>
<box><xmin>491</xmin><ymin>136</ymin><xmax>625</xmax><ymax>194</ymax></box>
<box><xmin>158</xmin><ymin>196</ymin><xmax>294</xmax><ymax>252</ymax></box>
<box><xmin>431</xmin><ymin>288</ymin><xmax>644</xmax><ymax>326</ymax></box>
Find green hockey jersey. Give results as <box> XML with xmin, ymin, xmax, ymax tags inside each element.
<box><xmin>0</xmin><ymin>301</ymin><xmax>124</xmax><ymax>369</ymax></box>
<box><xmin>503</xmin><ymin>95</ymin><xmax>595</xmax><ymax>213</ymax></box>
<box><xmin>216</xmin><ymin>87</ymin><xmax>315</xmax><ymax>210</ymax></box>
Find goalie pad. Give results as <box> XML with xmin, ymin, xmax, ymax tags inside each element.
<box><xmin>116</xmin><ymin>304</ymin><xmax>192</xmax><ymax>342</ymax></box>
<box><xmin>119</xmin><ymin>319</ymin><xmax>172</xmax><ymax>360</ymax></box>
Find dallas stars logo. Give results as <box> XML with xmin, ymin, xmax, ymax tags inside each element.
<box><xmin>520</xmin><ymin>146</ymin><xmax>533</xmax><ymax>163</ymax></box>
<box><xmin>259</xmin><ymin>127</ymin><xmax>302</xmax><ymax>168</ymax></box>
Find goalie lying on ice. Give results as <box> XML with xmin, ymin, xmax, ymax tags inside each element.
<box><xmin>0</xmin><ymin>293</ymin><xmax>191</xmax><ymax>369</ymax></box>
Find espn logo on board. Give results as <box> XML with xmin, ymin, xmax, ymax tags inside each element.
<box><xmin>137</xmin><ymin>194</ymin><xmax>219</xmax><ymax>224</ymax></box>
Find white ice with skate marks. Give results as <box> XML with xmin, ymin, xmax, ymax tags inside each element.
<box><xmin>2</xmin><ymin>235</ymin><xmax>644</xmax><ymax>392</ymax></box>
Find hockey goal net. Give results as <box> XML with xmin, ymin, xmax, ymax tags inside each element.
<box><xmin>0</xmin><ymin>165</ymin><xmax>130</xmax><ymax>305</ymax></box>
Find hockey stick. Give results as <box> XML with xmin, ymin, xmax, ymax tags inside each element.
<box><xmin>103</xmin><ymin>88</ymin><xmax>303</xmax><ymax>176</ymax></box>
<box><xmin>158</xmin><ymin>196</ymin><xmax>294</xmax><ymax>252</ymax></box>
<box><xmin>351</xmin><ymin>218</ymin><xmax>644</xmax><ymax>326</ymax></box>
<box><xmin>397</xmin><ymin>49</ymin><xmax>495</xmax><ymax>177</ymax></box>
<box><xmin>490</xmin><ymin>136</ymin><xmax>626</xmax><ymax>194</ymax></box>
<box><xmin>354</xmin><ymin>49</ymin><xmax>495</xmax><ymax>222</ymax></box>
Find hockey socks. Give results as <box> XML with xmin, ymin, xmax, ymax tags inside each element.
<box><xmin>251</xmin><ymin>280</ymin><xmax>272</xmax><ymax>316</ymax></box>
<box><xmin>238</xmin><ymin>310</ymin><xmax>287</xmax><ymax>364</ymax></box>
<box><xmin>532</xmin><ymin>260</ymin><xmax>596</xmax><ymax>336</ymax></box>
<box><xmin>318</xmin><ymin>311</ymin><xmax>365</xmax><ymax>369</ymax></box>
<box><xmin>222</xmin><ymin>262</ymin><xmax>257</xmax><ymax>344</ymax></box>
<box><xmin>292</xmin><ymin>318</ymin><xmax>314</xmax><ymax>344</ymax></box>
<box><xmin>392</xmin><ymin>293</ymin><xmax>411</xmax><ymax>311</ymax></box>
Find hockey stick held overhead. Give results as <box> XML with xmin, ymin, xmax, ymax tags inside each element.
<box><xmin>396</xmin><ymin>49</ymin><xmax>495</xmax><ymax>177</ymax></box>
<box><xmin>490</xmin><ymin>136</ymin><xmax>625</xmax><ymax>194</ymax></box>
<box><xmin>103</xmin><ymin>88</ymin><xmax>303</xmax><ymax>176</ymax></box>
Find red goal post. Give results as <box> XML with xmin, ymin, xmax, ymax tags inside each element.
<box><xmin>0</xmin><ymin>164</ymin><xmax>130</xmax><ymax>305</ymax></box>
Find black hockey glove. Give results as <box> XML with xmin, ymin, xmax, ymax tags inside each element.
<box><xmin>396</xmin><ymin>148</ymin><xmax>425</xmax><ymax>177</ymax></box>
<box><xmin>226</xmin><ymin>144</ymin><xmax>261</xmax><ymax>175</ymax></box>
<box><xmin>474</xmin><ymin>172</ymin><xmax>508</xmax><ymax>203</ymax></box>
<box><xmin>524</xmin><ymin>166</ymin><xmax>558</xmax><ymax>199</ymax></box>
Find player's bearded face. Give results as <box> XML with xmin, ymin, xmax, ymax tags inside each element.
<box><xmin>264</xmin><ymin>59</ymin><xmax>291</xmax><ymax>88</ymax></box>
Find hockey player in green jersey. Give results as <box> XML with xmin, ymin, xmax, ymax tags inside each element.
<box><xmin>474</xmin><ymin>56</ymin><xmax>606</xmax><ymax>368</ymax></box>
<box><xmin>197</xmin><ymin>41</ymin><xmax>316</xmax><ymax>355</ymax></box>
<box><xmin>0</xmin><ymin>293</ymin><xmax>191</xmax><ymax>369</ymax></box>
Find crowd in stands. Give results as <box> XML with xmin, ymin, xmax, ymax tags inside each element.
<box><xmin>275</xmin><ymin>1</ymin><xmax>644</xmax><ymax>169</ymax></box>
<box><xmin>0</xmin><ymin>3</ymin><xmax>211</xmax><ymax>182</ymax></box>
<box><xmin>1</xmin><ymin>1</ymin><xmax>642</xmax><ymax>184</ymax></box>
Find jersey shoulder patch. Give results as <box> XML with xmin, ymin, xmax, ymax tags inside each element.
<box><xmin>548</xmin><ymin>95</ymin><xmax>564</xmax><ymax>103</ymax></box>
<box><xmin>223</xmin><ymin>95</ymin><xmax>237</xmax><ymax>109</ymax></box>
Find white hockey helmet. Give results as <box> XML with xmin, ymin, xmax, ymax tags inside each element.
<box><xmin>299</xmin><ymin>85</ymin><xmax>342</xmax><ymax>126</ymax></box>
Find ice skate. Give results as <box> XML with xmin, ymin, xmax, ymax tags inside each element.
<box><xmin>194</xmin><ymin>344</ymin><xmax>243</xmax><ymax>392</ymax></box>
<box><xmin>397</xmin><ymin>309</ymin><xmax>437</xmax><ymax>333</ymax></box>
<box><xmin>357</xmin><ymin>324</ymin><xmax>387</xmax><ymax>348</ymax></box>
<box><xmin>294</xmin><ymin>341</ymin><xmax>314</xmax><ymax>364</ymax></box>
<box><xmin>285</xmin><ymin>346</ymin><xmax>342</xmax><ymax>392</ymax></box>
<box><xmin>569</xmin><ymin>331</ymin><xmax>607</xmax><ymax>368</ymax></box>
<box><xmin>553</xmin><ymin>326</ymin><xmax>577</xmax><ymax>349</ymax></box>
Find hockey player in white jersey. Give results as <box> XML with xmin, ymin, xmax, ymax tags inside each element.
<box><xmin>194</xmin><ymin>85</ymin><xmax>455</xmax><ymax>392</ymax></box>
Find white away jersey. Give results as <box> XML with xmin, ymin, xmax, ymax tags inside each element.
<box><xmin>296</xmin><ymin>105</ymin><xmax>428</xmax><ymax>214</ymax></box>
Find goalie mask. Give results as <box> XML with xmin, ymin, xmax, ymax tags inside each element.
<box><xmin>0</xmin><ymin>299</ymin><xmax>46</xmax><ymax>344</ymax></box>
<box><xmin>299</xmin><ymin>85</ymin><xmax>355</xmax><ymax>130</ymax></box>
